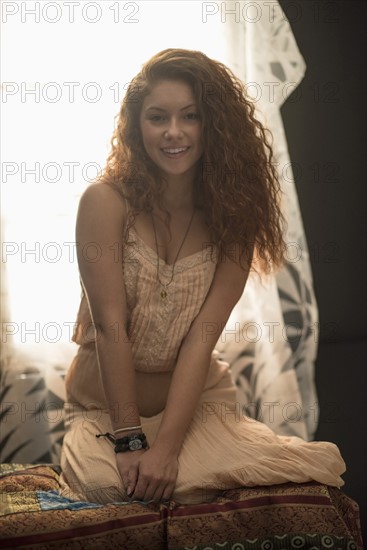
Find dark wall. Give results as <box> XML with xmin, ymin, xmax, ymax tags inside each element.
<box><xmin>278</xmin><ymin>0</ymin><xmax>366</xmax><ymax>537</ymax></box>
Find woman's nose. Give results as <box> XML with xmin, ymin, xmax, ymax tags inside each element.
<box><xmin>164</xmin><ymin>118</ymin><xmax>183</xmax><ymax>139</ymax></box>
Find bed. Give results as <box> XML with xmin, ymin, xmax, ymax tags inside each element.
<box><xmin>0</xmin><ymin>463</ymin><xmax>363</xmax><ymax>549</ymax></box>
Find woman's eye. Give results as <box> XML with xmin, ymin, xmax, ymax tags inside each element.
<box><xmin>149</xmin><ymin>115</ymin><xmax>164</xmax><ymax>122</ymax></box>
<box><xmin>147</xmin><ymin>113</ymin><xmax>199</xmax><ymax>123</ymax></box>
<box><xmin>185</xmin><ymin>113</ymin><xmax>199</xmax><ymax>120</ymax></box>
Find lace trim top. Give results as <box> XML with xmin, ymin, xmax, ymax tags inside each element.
<box><xmin>72</xmin><ymin>227</ymin><xmax>218</xmax><ymax>373</ymax></box>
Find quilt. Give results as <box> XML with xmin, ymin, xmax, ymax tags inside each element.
<box><xmin>0</xmin><ymin>464</ymin><xmax>363</xmax><ymax>549</ymax></box>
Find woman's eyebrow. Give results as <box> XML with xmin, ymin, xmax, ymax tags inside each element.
<box><xmin>145</xmin><ymin>103</ymin><xmax>196</xmax><ymax>112</ymax></box>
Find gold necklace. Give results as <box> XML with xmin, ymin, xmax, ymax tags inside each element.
<box><xmin>152</xmin><ymin>209</ymin><xmax>196</xmax><ymax>299</ymax></box>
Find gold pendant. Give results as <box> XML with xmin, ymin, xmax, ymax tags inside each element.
<box><xmin>160</xmin><ymin>288</ymin><xmax>167</xmax><ymax>299</ymax></box>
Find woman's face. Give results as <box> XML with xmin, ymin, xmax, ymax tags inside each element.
<box><xmin>139</xmin><ymin>79</ymin><xmax>203</xmax><ymax>182</ymax></box>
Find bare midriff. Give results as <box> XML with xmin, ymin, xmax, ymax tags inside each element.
<box><xmin>135</xmin><ymin>370</ymin><xmax>173</xmax><ymax>417</ymax></box>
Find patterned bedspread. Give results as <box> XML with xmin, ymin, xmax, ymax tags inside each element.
<box><xmin>0</xmin><ymin>464</ymin><xmax>363</xmax><ymax>549</ymax></box>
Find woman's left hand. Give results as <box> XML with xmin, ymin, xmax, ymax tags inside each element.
<box><xmin>129</xmin><ymin>445</ymin><xmax>179</xmax><ymax>502</ymax></box>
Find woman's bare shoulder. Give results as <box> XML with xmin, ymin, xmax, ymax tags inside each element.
<box><xmin>79</xmin><ymin>182</ymin><xmax>126</xmax><ymax>213</ymax></box>
<box><xmin>77</xmin><ymin>182</ymin><xmax>128</xmax><ymax>230</ymax></box>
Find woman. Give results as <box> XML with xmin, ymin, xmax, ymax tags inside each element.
<box><xmin>59</xmin><ymin>48</ymin><xmax>345</xmax><ymax>505</ymax></box>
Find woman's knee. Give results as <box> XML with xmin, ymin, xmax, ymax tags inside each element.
<box><xmin>60</xmin><ymin>471</ymin><xmax>127</xmax><ymax>504</ymax></box>
<box><xmin>84</xmin><ymin>481</ymin><xmax>127</xmax><ymax>504</ymax></box>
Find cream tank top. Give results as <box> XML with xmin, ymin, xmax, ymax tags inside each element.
<box><xmin>72</xmin><ymin>226</ymin><xmax>218</xmax><ymax>373</ymax></box>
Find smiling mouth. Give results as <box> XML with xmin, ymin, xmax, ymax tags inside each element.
<box><xmin>161</xmin><ymin>147</ymin><xmax>189</xmax><ymax>156</ymax></box>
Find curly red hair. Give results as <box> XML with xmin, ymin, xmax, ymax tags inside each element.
<box><xmin>97</xmin><ymin>48</ymin><xmax>287</xmax><ymax>273</ymax></box>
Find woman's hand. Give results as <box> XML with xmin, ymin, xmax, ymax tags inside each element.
<box><xmin>116</xmin><ymin>449</ymin><xmax>146</xmax><ymax>499</ymax></box>
<box><xmin>116</xmin><ymin>446</ymin><xmax>179</xmax><ymax>502</ymax></box>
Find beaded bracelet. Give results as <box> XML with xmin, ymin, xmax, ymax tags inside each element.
<box><xmin>114</xmin><ymin>425</ymin><xmax>142</xmax><ymax>435</ymax></box>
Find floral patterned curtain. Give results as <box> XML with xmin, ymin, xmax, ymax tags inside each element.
<box><xmin>217</xmin><ymin>0</ymin><xmax>319</xmax><ymax>440</ymax></box>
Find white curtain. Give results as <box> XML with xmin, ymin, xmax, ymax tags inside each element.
<box><xmin>216</xmin><ymin>1</ymin><xmax>319</xmax><ymax>440</ymax></box>
<box><xmin>1</xmin><ymin>1</ymin><xmax>317</xmax><ymax>464</ymax></box>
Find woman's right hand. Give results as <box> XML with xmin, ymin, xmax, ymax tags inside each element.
<box><xmin>116</xmin><ymin>450</ymin><xmax>147</xmax><ymax>499</ymax></box>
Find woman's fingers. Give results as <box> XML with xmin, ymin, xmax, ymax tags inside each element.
<box><xmin>125</xmin><ymin>469</ymin><xmax>139</xmax><ymax>497</ymax></box>
<box><xmin>117</xmin><ymin>448</ymin><xmax>179</xmax><ymax>502</ymax></box>
<box><xmin>130</xmin><ymin>474</ymin><xmax>151</xmax><ymax>500</ymax></box>
<box><xmin>132</xmin><ymin>471</ymin><xmax>167</xmax><ymax>501</ymax></box>
<box><xmin>162</xmin><ymin>482</ymin><xmax>174</xmax><ymax>502</ymax></box>
<box><xmin>132</xmin><ymin>472</ymin><xmax>175</xmax><ymax>502</ymax></box>
<box><xmin>115</xmin><ymin>452</ymin><xmax>143</xmax><ymax>499</ymax></box>
<box><xmin>149</xmin><ymin>481</ymin><xmax>173</xmax><ymax>503</ymax></box>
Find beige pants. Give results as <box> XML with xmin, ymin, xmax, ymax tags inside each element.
<box><xmin>59</xmin><ymin>349</ymin><xmax>345</xmax><ymax>505</ymax></box>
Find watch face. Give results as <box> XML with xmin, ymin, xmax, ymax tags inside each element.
<box><xmin>129</xmin><ymin>439</ymin><xmax>143</xmax><ymax>451</ymax></box>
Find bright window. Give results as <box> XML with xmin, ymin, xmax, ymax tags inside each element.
<box><xmin>1</xmin><ymin>1</ymin><xmax>224</xmax><ymax>357</ymax></box>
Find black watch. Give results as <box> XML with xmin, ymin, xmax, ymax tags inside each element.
<box><xmin>114</xmin><ymin>433</ymin><xmax>148</xmax><ymax>453</ymax></box>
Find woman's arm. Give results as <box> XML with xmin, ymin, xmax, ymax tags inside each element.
<box><xmin>130</xmin><ymin>246</ymin><xmax>254</xmax><ymax>502</ymax></box>
<box><xmin>75</xmin><ymin>183</ymin><xmax>141</xmax><ymax>433</ymax></box>
<box><xmin>77</xmin><ymin>183</ymin><xmax>156</xmax><ymax>497</ymax></box>
<box><xmin>154</xmin><ymin>248</ymin><xmax>254</xmax><ymax>455</ymax></box>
